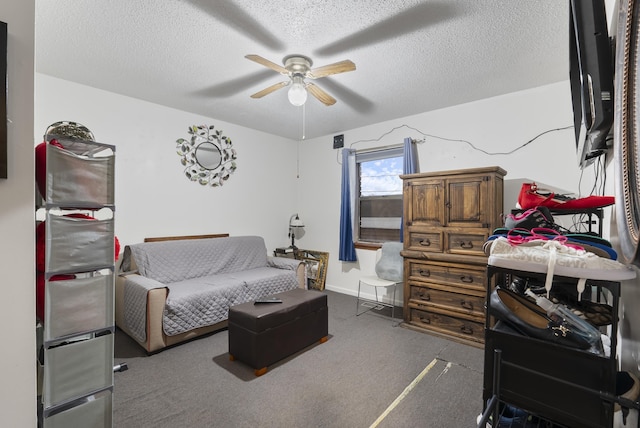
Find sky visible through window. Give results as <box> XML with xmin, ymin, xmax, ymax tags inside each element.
<box><xmin>360</xmin><ymin>156</ymin><xmax>403</xmax><ymax>197</ymax></box>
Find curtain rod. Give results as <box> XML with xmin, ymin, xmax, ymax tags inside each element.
<box><xmin>352</xmin><ymin>143</ymin><xmax>403</xmax><ymax>153</ymax></box>
<box><xmin>352</xmin><ymin>139</ymin><xmax>423</xmax><ymax>152</ymax></box>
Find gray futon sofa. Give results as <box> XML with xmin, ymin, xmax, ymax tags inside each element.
<box><xmin>115</xmin><ymin>235</ymin><xmax>305</xmax><ymax>352</ymax></box>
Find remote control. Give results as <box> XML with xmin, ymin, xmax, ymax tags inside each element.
<box><xmin>254</xmin><ymin>298</ymin><xmax>283</xmax><ymax>304</ymax></box>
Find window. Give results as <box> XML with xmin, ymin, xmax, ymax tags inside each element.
<box><xmin>356</xmin><ymin>147</ymin><xmax>403</xmax><ymax>243</ymax></box>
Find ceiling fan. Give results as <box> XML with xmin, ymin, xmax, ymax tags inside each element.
<box><xmin>245</xmin><ymin>54</ymin><xmax>356</xmax><ymax>106</ymax></box>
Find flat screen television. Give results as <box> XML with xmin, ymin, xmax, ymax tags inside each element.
<box><xmin>569</xmin><ymin>0</ymin><xmax>614</xmax><ymax>169</ymax></box>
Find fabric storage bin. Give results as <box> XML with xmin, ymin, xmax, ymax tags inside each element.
<box><xmin>43</xmin><ymin>390</ymin><xmax>112</xmax><ymax>427</ymax></box>
<box><xmin>43</xmin><ymin>334</ymin><xmax>113</xmax><ymax>409</ymax></box>
<box><xmin>45</xmin><ymin>212</ymin><xmax>114</xmax><ymax>274</ymax></box>
<box><xmin>45</xmin><ymin>140</ymin><xmax>115</xmax><ymax>208</ymax></box>
<box><xmin>44</xmin><ymin>273</ymin><xmax>114</xmax><ymax>342</ymax></box>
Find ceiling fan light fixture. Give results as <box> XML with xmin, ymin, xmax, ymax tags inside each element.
<box><xmin>246</xmin><ymin>54</ymin><xmax>352</xmax><ymax>106</ymax></box>
<box><xmin>288</xmin><ymin>75</ymin><xmax>307</xmax><ymax>106</ymax></box>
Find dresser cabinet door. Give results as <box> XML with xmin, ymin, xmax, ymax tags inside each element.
<box><xmin>445</xmin><ymin>174</ymin><xmax>490</xmax><ymax>229</ymax></box>
<box><xmin>404</xmin><ymin>173</ymin><xmax>495</xmax><ymax>231</ymax></box>
<box><xmin>404</xmin><ymin>179</ymin><xmax>445</xmax><ymax>228</ymax></box>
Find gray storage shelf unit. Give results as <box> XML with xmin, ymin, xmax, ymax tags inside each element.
<box><xmin>37</xmin><ymin>135</ymin><xmax>115</xmax><ymax>428</ymax></box>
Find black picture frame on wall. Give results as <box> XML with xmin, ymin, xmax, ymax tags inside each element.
<box><xmin>0</xmin><ymin>21</ymin><xmax>6</xmax><ymax>179</ymax></box>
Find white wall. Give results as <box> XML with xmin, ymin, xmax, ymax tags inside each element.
<box><xmin>297</xmin><ymin>80</ymin><xmax>605</xmax><ymax>300</ymax></box>
<box><xmin>36</xmin><ymin>75</ymin><xmax>300</xmax><ymax>251</ymax></box>
<box><xmin>0</xmin><ymin>1</ymin><xmax>36</xmax><ymax>426</ymax></box>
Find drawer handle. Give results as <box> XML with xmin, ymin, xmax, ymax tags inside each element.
<box><xmin>460</xmin><ymin>275</ymin><xmax>474</xmax><ymax>283</ymax></box>
<box><xmin>420</xmin><ymin>316</ymin><xmax>431</xmax><ymax>324</ymax></box>
<box><xmin>459</xmin><ymin>241</ymin><xmax>474</xmax><ymax>249</ymax></box>
<box><xmin>460</xmin><ymin>300</ymin><xmax>473</xmax><ymax>310</ymax></box>
<box><xmin>419</xmin><ymin>238</ymin><xmax>431</xmax><ymax>246</ymax></box>
<box><xmin>418</xmin><ymin>269</ymin><xmax>431</xmax><ymax>277</ymax></box>
<box><xmin>418</xmin><ymin>290</ymin><xmax>431</xmax><ymax>301</ymax></box>
<box><xmin>460</xmin><ymin>325</ymin><xmax>473</xmax><ymax>335</ymax></box>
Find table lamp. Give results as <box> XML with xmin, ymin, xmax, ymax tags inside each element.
<box><xmin>288</xmin><ymin>214</ymin><xmax>304</xmax><ymax>249</ymax></box>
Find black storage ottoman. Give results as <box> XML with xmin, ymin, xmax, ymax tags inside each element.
<box><xmin>228</xmin><ymin>288</ymin><xmax>328</xmax><ymax>376</ymax></box>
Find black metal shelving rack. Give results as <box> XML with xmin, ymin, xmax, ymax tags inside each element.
<box><xmin>478</xmin><ymin>265</ymin><xmax>640</xmax><ymax>428</ymax></box>
<box><xmin>510</xmin><ymin>208</ymin><xmax>604</xmax><ymax>237</ymax></box>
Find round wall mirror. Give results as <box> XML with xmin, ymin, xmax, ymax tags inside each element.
<box><xmin>175</xmin><ymin>125</ymin><xmax>237</xmax><ymax>187</ymax></box>
<box><xmin>195</xmin><ymin>142</ymin><xmax>222</xmax><ymax>170</ymax></box>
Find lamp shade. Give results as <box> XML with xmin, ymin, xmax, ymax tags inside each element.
<box><xmin>289</xmin><ymin>214</ymin><xmax>304</xmax><ymax>227</ymax></box>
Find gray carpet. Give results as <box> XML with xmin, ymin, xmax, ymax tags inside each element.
<box><xmin>113</xmin><ymin>290</ymin><xmax>485</xmax><ymax>428</ymax></box>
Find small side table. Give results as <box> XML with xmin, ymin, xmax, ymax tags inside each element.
<box><xmin>274</xmin><ymin>248</ymin><xmax>329</xmax><ymax>290</ymax></box>
<box><xmin>273</xmin><ymin>247</ymin><xmax>296</xmax><ymax>259</ymax></box>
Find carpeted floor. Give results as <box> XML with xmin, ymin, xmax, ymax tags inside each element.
<box><xmin>113</xmin><ymin>290</ymin><xmax>485</xmax><ymax>428</ymax></box>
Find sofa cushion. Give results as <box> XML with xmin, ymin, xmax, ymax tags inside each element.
<box><xmin>234</xmin><ymin>266</ymin><xmax>300</xmax><ymax>294</ymax></box>
<box><xmin>161</xmin><ymin>267</ymin><xmax>299</xmax><ymax>336</ymax></box>
<box><xmin>125</xmin><ymin>236</ymin><xmax>269</xmax><ymax>283</ymax></box>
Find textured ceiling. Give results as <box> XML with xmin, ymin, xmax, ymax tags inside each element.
<box><xmin>35</xmin><ymin>0</ymin><xmax>569</xmax><ymax>140</ymax></box>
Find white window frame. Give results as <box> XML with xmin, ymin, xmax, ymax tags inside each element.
<box><xmin>355</xmin><ymin>146</ymin><xmax>403</xmax><ymax>243</ymax></box>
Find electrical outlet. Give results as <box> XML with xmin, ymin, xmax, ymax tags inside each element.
<box><xmin>333</xmin><ymin>134</ymin><xmax>344</xmax><ymax>149</ymax></box>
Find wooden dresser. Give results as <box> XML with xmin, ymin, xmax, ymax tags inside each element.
<box><xmin>400</xmin><ymin>166</ymin><xmax>506</xmax><ymax>347</ymax></box>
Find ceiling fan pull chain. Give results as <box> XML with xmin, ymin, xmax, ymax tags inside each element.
<box><xmin>302</xmin><ymin>103</ymin><xmax>306</xmax><ymax>140</ymax></box>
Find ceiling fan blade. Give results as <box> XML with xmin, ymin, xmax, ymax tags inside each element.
<box><xmin>306</xmin><ymin>82</ymin><xmax>336</xmax><ymax>106</ymax></box>
<box><xmin>250</xmin><ymin>81</ymin><xmax>289</xmax><ymax>98</ymax></box>
<box><xmin>245</xmin><ymin>54</ymin><xmax>288</xmax><ymax>75</ymax></box>
<box><xmin>307</xmin><ymin>60</ymin><xmax>356</xmax><ymax>79</ymax></box>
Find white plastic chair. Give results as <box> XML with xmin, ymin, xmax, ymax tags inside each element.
<box><xmin>356</xmin><ymin>242</ymin><xmax>403</xmax><ymax>323</ymax></box>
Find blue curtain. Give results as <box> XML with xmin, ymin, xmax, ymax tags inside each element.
<box><xmin>403</xmin><ymin>137</ymin><xmax>418</xmax><ymax>174</ymax></box>
<box><xmin>400</xmin><ymin>138</ymin><xmax>419</xmax><ymax>241</ymax></box>
<box><xmin>339</xmin><ymin>149</ymin><xmax>357</xmax><ymax>261</ymax></box>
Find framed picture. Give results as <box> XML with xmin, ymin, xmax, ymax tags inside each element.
<box><xmin>0</xmin><ymin>21</ymin><xmax>6</xmax><ymax>179</ymax></box>
<box><xmin>615</xmin><ymin>0</ymin><xmax>640</xmax><ymax>266</ymax></box>
<box><xmin>299</xmin><ymin>250</ymin><xmax>329</xmax><ymax>291</ymax></box>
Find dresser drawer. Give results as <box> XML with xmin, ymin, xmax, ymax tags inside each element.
<box><xmin>446</xmin><ymin>231</ymin><xmax>488</xmax><ymax>256</ymax></box>
<box><xmin>406</xmin><ymin>230</ymin><xmax>443</xmax><ymax>253</ymax></box>
<box><xmin>408</xmin><ymin>306</ymin><xmax>484</xmax><ymax>344</ymax></box>
<box><xmin>407</xmin><ymin>260</ymin><xmax>486</xmax><ymax>292</ymax></box>
<box><xmin>409</xmin><ymin>283</ymin><xmax>485</xmax><ymax>318</ymax></box>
